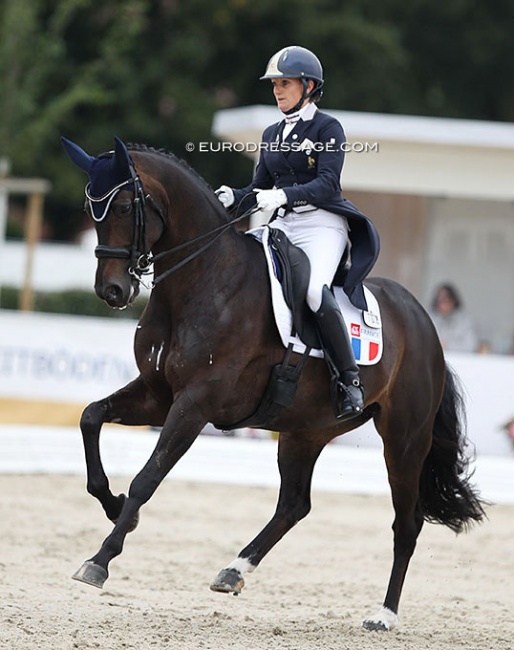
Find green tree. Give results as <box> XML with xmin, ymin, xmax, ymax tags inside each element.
<box><xmin>0</xmin><ymin>0</ymin><xmax>149</xmax><ymax>238</ymax></box>
<box><xmin>1</xmin><ymin>0</ymin><xmax>512</xmax><ymax>240</ymax></box>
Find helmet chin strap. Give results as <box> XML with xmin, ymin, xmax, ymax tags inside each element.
<box><xmin>282</xmin><ymin>79</ymin><xmax>319</xmax><ymax>115</ymax></box>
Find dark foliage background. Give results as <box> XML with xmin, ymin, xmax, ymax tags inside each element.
<box><xmin>1</xmin><ymin>0</ymin><xmax>512</xmax><ymax>240</ymax></box>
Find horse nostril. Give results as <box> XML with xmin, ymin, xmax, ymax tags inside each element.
<box><xmin>104</xmin><ymin>284</ymin><xmax>122</xmax><ymax>306</ymax></box>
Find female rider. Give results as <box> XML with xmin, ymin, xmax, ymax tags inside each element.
<box><xmin>216</xmin><ymin>46</ymin><xmax>379</xmax><ymax>418</ymax></box>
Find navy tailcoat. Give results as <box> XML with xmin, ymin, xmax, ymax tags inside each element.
<box><xmin>231</xmin><ymin>110</ymin><xmax>380</xmax><ymax>310</ymax></box>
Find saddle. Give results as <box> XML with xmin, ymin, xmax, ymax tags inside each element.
<box><xmin>269</xmin><ymin>228</ymin><xmax>350</xmax><ymax>349</ymax></box>
<box><xmin>214</xmin><ymin>229</ymin><xmax>367</xmax><ymax>431</ymax></box>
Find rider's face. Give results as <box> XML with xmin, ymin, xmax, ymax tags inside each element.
<box><xmin>271</xmin><ymin>77</ymin><xmax>313</xmax><ymax>112</ymax></box>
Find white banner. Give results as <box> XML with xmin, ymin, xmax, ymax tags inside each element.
<box><xmin>0</xmin><ymin>310</ymin><xmax>138</xmax><ymax>403</ymax></box>
<box><xmin>1</xmin><ymin>310</ymin><xmax>513</xmax><ymax>456</ymax></box>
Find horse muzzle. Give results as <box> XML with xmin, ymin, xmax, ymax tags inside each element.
<box><xmin>96</xmin><ymin>281</ymin><xmax>139</xmax><ymax>309</ymax></box>
<box><xmin>94</xmin><ymin>245</ymin><xmax>142</xmax><ymax>308</ymax></box>
<box><xmin>95</xmin><ymin>266</ymin><xmax>139</xmax><ymax>309</ymax></box>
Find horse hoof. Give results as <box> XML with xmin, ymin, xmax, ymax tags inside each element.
<box><xmin>362</xmin><ymin>607</ymin><xmax>398</xmax><ymax>631</ymax></box>
<box><xmin>210</xmin><ymin>568</ymin><xmax>245</xmax><ymax>595</ymax></box>
<box><xmin>72</xmin><ymin>561</ymin><xmax>108</xmax><ymax>589</ymax></box>
<box><xmin>363</xmin><ymin>619</ymin><xmax>388</xmax><ymax>632</ymax></box>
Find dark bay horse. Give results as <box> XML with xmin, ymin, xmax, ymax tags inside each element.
<box><xmin>62</xmin><ymin>137</ymin><xmax>485</xmax><ymax>631</ymax></box>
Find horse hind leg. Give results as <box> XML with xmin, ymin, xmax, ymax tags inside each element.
<box><xmin>211</xmin><ymin>432</ymin><xmax>325</xmax><ymax>595</ymax></box>
<box><xmin>363</xmin><ymin>415</ymin><xmax>431</xmax><ymax>631</ymax></box>
<box><xmin>364</xmin><ymin>364</ymin><xmax>486</xmax><ymax>630</ymax></box>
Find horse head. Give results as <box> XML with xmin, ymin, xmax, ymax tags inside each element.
<box><xmin>61</xmin><ymin>136</ymin><xmax>166</xmax><ymax>309</ymax></box>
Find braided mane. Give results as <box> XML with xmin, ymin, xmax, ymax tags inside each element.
<box><xmin>127</xmin><ymin>143</ymin><xmax>214</xmax><ymax>193</ymax></box>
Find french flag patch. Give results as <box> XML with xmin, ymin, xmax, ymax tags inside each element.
<box><xmin>350</xmin><ymin>322</ymin><xmax>380</xmax><ymax>363</ymax></box>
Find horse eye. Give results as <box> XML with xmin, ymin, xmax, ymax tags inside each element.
<box><xmin>116</xmin><ymin>203</ymin><xmax>132</xmax><ymax>215</ymax></box>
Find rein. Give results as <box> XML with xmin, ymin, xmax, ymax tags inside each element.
<box><xmin>146</xmin><ymin>206</ymin><xmax>254</xmax><ymax>287</ymax></box>
<box><xmin>93</xmin><ymin>171</ymin><xmax>258</xmax><ymax>289</ymax></box>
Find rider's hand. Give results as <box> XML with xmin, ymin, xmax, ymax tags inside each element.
<box><xmin>253</xmin><ymin>188</ymin><xmax>287</xmax><ymax>212</ymax></box>
<box><xmin>215</xmin><ymin>185</ymin><xmax>235</xmax><ymax>208</ymax></box>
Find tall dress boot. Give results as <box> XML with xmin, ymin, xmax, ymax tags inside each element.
<box><xmin>314</xmin><ymin>285</ymin><xmax>364</xmax><ymax>419</ymax></box>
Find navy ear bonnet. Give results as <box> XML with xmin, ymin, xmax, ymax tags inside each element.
<box><xmin>61</xmin><ymin>136</ymin><xmax>135</xmax><ymax>221</ymax></box>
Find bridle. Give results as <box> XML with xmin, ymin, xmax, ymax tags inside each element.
<box><xmin>89</xmin><ymin>155</ymin><xmax>165</xmax><ymax>287</ymax></box>
<box><xmin>89</xmin><ymin>159</ymin><xmax>257</xmax><ymax>290</ymax></box>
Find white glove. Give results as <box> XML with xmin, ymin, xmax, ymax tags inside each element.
<box><xmin>215</xmin><ymin>185</ymin><xmax>234</xmax><ymax>208</ymax></box>
<box><xmin>253</xmin><ymin>188</ymin><xmax>287</xmax><ymax>212</ymax></box>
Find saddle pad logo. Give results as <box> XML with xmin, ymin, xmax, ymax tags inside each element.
<box><xmin>351</xmin><ymin>322</ymin><xmax>380</xmax><ymax>362</ymax></box>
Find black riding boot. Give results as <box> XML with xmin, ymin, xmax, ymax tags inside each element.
<box><xmin>314</xmin><ymin>285</ymin><xmax>364</xmax><ymax>419</ymax></box>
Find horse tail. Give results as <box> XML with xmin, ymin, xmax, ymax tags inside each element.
<box><xmin>419</xmin><ymin>363</ymin><xmax>487</xmax><ymax>533</ymax></box>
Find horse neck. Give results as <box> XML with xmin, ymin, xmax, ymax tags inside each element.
<box><xmin>151</xmin><ymin>182</ymin><xmax>249</xmax><ymax>304</ymax></box>
<box><xmin>154</xmin><ymin>159</ymin><xmax>229</xmax><ymax>245</ymax></box>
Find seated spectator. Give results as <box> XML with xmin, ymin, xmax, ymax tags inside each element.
<box><xmin>429</xmin><ymin>284</ymin><xmax>479</xmax><ymax>353</ymax></box>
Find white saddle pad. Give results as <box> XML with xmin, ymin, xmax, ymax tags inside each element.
<box><xmin>251</xmin><ymin>226</ymin><xmax>383</xmax><ymax>366</ymax></box>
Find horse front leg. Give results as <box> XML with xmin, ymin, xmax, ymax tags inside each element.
<box><xmin>80</xmin><ymin>375</ymin><xmax>171</xmax><ymax>524</ymax></box>
<box><xmin>72</xmin><ymin>389</ymin><xmax>206</xmax><ymax>589</ymax></box>
<box><xmin>211</xmin><ymin>432</ymin><xmax>325</xmax><ymax>595</ymax></box>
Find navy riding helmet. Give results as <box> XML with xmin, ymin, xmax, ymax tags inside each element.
<box><xmin>260</xmin><ymin>46</ymin><xmax>324</xmax><ymax>111</ymax></box>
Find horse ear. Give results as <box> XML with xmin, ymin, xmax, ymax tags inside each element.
<box><xmin>60</xmin><ymin>136</ymin><xmax>96</xmax><ymax>173</ymax></box>
<box><xmin>113</xmin><ymin>136</ymin><xmax>133</xmax><ymax>177</ymax></box>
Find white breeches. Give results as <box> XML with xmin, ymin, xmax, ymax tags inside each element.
<box><xmin>271</xmin><ymin>208</ymin><xmax>349</xmax><ymax>312</ymax></box>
